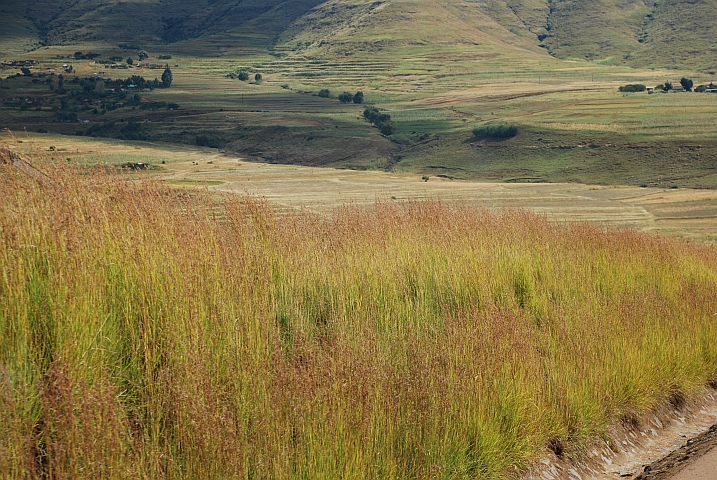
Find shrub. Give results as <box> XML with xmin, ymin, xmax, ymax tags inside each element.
<box><xmin>472</xmin><ymin>124</ymin><xmax>518</xmax><ymax>140</ymax></box>
<box><xmin>680</xmin><ymin>77</ymin><xmax>694</xmax><ymax>91</ymax></box>
<box><xmin>318</xmin><ymin>89</ymin><xmax>331</xmax><ymax>98</ymax></box>
<box><xmin>353</xmin><ymin>91</ymin><xmax>364</xmax><ymax>104</ymax></box>
<box><xmin>618</xmin><ymin>84</ymin><xmax>646</xmax><ymax>93</ymax></box>
<box><xmin>254</xmin><ymin>73</ymin><xmax>263</xmax><ymax>84</ymax></box>
<box><xmin>237</xmin><ymin>70</ymin><xmax>249</xmax><ymax>81</ymax></box>
<box><xmin>338</xmin><ymin>91</ymin><xmax>353</xmax><ymax>103</ymax></box>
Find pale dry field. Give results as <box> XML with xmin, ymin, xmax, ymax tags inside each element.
<box><xmin>5</xmin><ymin>132</ymin><xmax>717</xmax><ymax>241</ymax></box>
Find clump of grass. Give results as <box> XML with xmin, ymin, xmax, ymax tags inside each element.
<box><xmin>473</xmin><ymin>124</ymin><xmax>519</xmax><ymax>140</ymax></box>
<box><xmin>2</xmin><ymin>153</ymin><xmax>717</xmax><ymax>478</ymax></box>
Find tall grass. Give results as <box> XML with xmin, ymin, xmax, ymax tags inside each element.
<box><xmin>2</xmin><ymin>154</ymin><xmax>717</xmax><ymax>478</ymax></box>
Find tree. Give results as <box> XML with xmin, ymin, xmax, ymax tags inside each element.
<box><xmin>662</xmin><ymin>82</ymin><xmax>672</xmax><ymax>92</ymax></box>
<box><xmin>680</xmin><ymin>77</ymin><xmax>694</xmax><ymax>91</ymax></box>
<box><xmin>353</xmin><ymin>91</ymin><xmax>364</xmax><ymax>104</ymax></box>
<box><xmin>138</xmin><ymin>50</ymin><xmax>149</xmax><ymax>61</ymax></box>
<box><xmin>237</xmin><ymin>70</ymin><xmax>249</xmax><ymax>81</ymax></box>
<box><xmin>161</xmin><ymin>65</ymin><xmax>173</xmax><ymax>88</ymax></box>
<box><xmin>379</xmin><ymin>121</ymin><xmax>396</xmax><ymax>135</ymax></box>
<box><xmin>127</xmin><ymin>57</ymin><xmax>134</xmax><ymax>65</ymax></box>
<box><xmin>338</xmin><ymin>91</ymin><xmax>353</xmax><ymax>103</ymax></box>
<box><xmin>20</xmin><ymin>67</ymin><xmax>31</xmax><ymax>76</ymax></box>
<box><xmin>318</xmin><ymin>89</ymin><xmax>331</xmax><ymax>98</ymax></box>
<box><xmin>254</xmin><ymin>73</ymin><xmax>262</xmax><ymax>84</ymax></box>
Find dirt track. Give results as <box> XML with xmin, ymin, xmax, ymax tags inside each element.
<box><xmin>636</xmin><ymin>425</ymin><xmax>717</xmax><ymax>479</ymax></box>
<box><xmin>670</xmin><ymin>442</ymin><xmax>717</xmax><ymax>479</ymax></box>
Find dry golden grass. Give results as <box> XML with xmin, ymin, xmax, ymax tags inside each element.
<box><xmin>2</xmin><ymin>152</ymin><xmax>717</xmax><ymax>478</ymax></box>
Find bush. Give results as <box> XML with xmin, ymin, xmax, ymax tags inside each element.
<box><xmin>353</xmin><ymin>91</ymin><xmax>364</xmax><ymax>104</ymax></box>
<box><xmin>338</xmin><ymin>91</ymin><xmax>353</xmax><ymax>103</ymax></box>
<box><xmin>318</xmin><ymin>89</ymin><xmax>331</xmax><ymax>98</ymax></box>
<box><xmin>618</xmin><ymin>84</ymin><xmax>646</xmax><ymax>93</ymax></box>
<box><xmin>254</xmin><ymin>73</ymin><xmax>263</xmax><ymax>84</ymax></box>
<box><xmin>237</xmin><ymin>70</ymin><xmax>249</xmax><ymax>81</ymax></box>
<box><xmin>472</xmin><ymin>124</ymin><xmax>518</xmax><ymax>140</ymax></box>
<box><xmin>680</xmin><ymin>77</ymin><xmax>694</xmax><ymax>91</ymax></box>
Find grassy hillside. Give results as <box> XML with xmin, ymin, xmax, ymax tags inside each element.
<box><xmin>17</xmin><ymin>0</ymin><xmax>325</xmax><ymax>51</ymax></box>
<box><xmin>2</xmin><ymin>154</ymin><xmax>717</xmax><ymax>478</ymax></box>
<box><xmin>3</xmin><ymin>0</ymin><xmax>717</xmax><ymax>70</ymax></box>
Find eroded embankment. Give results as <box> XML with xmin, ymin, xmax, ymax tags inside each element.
<box><xmin>524</xmin><ymin>387</ymin><xmax>717</xmax><ymax>480</ymax></box>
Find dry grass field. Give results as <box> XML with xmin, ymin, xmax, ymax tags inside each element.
<box><xmin>5</xmin><ymin>132</ymin><xmax>717</xmax><ymax>242</ymax></box>
<box><xmin>3</xmin><ymin>149</ymin><xmax>717</xmax><ymax>478</ymax></box>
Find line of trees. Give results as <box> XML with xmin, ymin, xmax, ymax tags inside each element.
<box><xmin>363</xmin><ymin>107</ymin><xmax>396</xmax><ymax>135</ymax></box>
<box><xmin>472</xmin><ymin>124</ymin><xmax>518</xmax><ymax>140</ymax></box>
<box><xmin>317</xmin><ymin>89</ymin><xmax>364</xmax><ymax>104</ymax></box>
<box><xmin>618</xmin><ymin>84</ymin><xmax>646</xmax><ymax>93</ymax></box>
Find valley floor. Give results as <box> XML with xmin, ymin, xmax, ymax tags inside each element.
<box><xmin>5</xmin><ymin>133</ymin><xmax>717</xmax><ymax>241</ymax></box>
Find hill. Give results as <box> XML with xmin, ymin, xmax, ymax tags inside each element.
<box><xmin>2</xmin><ymin>0</ymin><xmax>717</xmax><ymax>70</ymax></box>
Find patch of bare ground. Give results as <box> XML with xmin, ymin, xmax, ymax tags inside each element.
<box><xmin>522</xmin><ymin>387</ymin><xmax>717</xmax><ymax>480</ymax></box>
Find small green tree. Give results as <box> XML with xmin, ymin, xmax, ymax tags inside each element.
<box><xmin>161</xmin><ymin>65</ymin><xmax>173</xmax><ymax>88</ymax></box>
<box><xmin>353</xmin><ymin>91</ymin><xmax>364</xmax><ymax>104</ymax></box>
<box><xmin>127</xmin><ymin>57</ymin><xmax>134</xmax><ymax>65</ymax></box>
<box><xmin>662</xmin><ymin>82</ymin><xmax>672</xmax><ymax>92</ymax></box>
<box><xmin>254</xmin><ymin>73</ymin><xmax>263</xmax><ymax>84</ymax></box>
<box><xmin>379</xmin><ymin>121</ymin><xmax>396</xmax><ymax>135</ymax></box>
<box><xmin>680</xmin><ymin>77</ymin><xmax>694</xmax><ymax>91</ymax></box>
<box><xmin>318</xmin><ymin>89</ymin><xmax>331</xmax><ymax>98</ymax></box>
<box><xmin>237</xmin><ymin>70</ymin><xmax>249</xmax><ymax>81</ymax></box>
<box><xmin>20</xmin><ymin>67</ymin><xmax>31</xmax><ymax>76</ymax></box>
<box><xmin>338</xmin><ymin>91</ymin><xmax>353</xmax><ymax>103</ymax></box>
<box><xmin>138</xmin><ymin>50</ymin><xmax>149</xmax><ymax>61</ymax></box>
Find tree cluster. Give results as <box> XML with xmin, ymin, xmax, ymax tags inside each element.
<box><xmin>338</xmin><ymin>91</ymin><xmax>364</xmax><ymax>104</ymax></box>
<box><xmin>472</xmin><ymin>124</ymin><xmax>518</xmax><ymax>140</ymax></box>
<box><xmin>618</xmin><ymin>84</ymin><xmax>646</xmax><ymax>93</ymax></box>
<box><xmin>227</xmin><ymin>69</ymin><xmax>251</xmax><ymax>81</ymax></box>
<box><xmin>364</xmin><ymin>107</ymin><xmax>396</xmax><ymax>135</ymax></box>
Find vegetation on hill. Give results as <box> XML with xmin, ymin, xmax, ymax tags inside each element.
<box><xmin>3</xmin><ymin>0</ymin><xmax>717</xmax><ymax>70</ymax></box>
<box><xmin>2</xmin><ymin>156</ymin><xmax>717</xmax><ymax>477</ymax></box>
<box><xmin>472</xmin><ymin>124</ymin><xmax>519</xmax><ymax>140</ymax></box>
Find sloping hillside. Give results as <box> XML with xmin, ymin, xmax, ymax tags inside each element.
<box><xmin>16</xmin><ymin>0</ymin><xmax>325</xmax><ymax>47</ymax></box>
<box><xmin>2</xmin><ymin>0</ymin><xmax>717</xmax><ymax>70</ymax></box>
<box><xmin>274</xmin><ymin>0</ymin><xmax>547</xmax><ymax>60</ymax></box>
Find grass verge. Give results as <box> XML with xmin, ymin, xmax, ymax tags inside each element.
<box><xmin>2</xmin><ymin>153</ymin><xmax>717</xmax><ymax>478</ymax></box>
